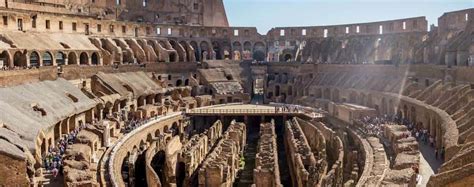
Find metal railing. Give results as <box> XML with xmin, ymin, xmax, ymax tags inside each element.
<box><xmin>189</xmin><ymin>108</ymin><xmax>299</xmax><ymax>114</ymax></box>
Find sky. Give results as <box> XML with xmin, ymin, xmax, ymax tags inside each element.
<box><xmin>223</xmin><ymin>0</ymin><xmax>473</xmax><ymax>34</ymax></box>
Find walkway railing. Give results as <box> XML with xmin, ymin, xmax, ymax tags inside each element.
<box><xmin>108</xmin><ymin>112</ymin><xmax>182</xmax><ymax>187</ymax></box>
<box><xmin>189</xmin><ymin>108</ymin><xmax>296</xmax><ymax>114</ymax></box>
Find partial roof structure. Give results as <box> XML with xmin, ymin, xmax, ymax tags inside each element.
<box><xmin>0</xmin><ymin>79</ymin><xmax>97</xmax><ymax>155</ymax></box>
<box><xmin>93</xmin><ymin>72</ymin><xmax>164</xmax><ymax>99</ymax></box>
<box><xmin>0</xmin><ymin>31</ymin><xmax>99</xmax><ymax>51</ymax></box>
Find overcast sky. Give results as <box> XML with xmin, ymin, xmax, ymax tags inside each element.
<box><xmin>223</xmin><ymin>0</ymin><xmax>473</xmax><ymax>34</ymax></box>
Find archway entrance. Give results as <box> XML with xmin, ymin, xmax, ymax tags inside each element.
<box><xmin>152</xmin><ymin>150</ymin><xmax>167</xmax><ymax>185</ymax></box>
<box><xmin>56</xmin><ymin>52</ymin><xmax>65</xmax><ymax>65</ymax></box>
<box><xmin>68</xmin><ymin>52</ymin><xmax>77</xmax><ymax>65</ymax></box>
<box><xmin>176</xmin><ymin>162</ymin><xmax>186</xmax><ymax>187</ymax></box>
<box><xmin>0</xmin><ymin>51</ymin><xmax>10</xmax><ymax>68</ymax></box>
<box><xmin>284</xmin><ymin>54</ymin><xmax>292</xmax><ymax>62</ymax></box>
<box><xmin>80</xmin><ymin>52</ymin><xmax>89</xmax><ymax>65</ymax></box>
<box><xmin>42</xmin><ymin>52</ymin><xmax>53</xmax><ymax>66</ymax></box>
<box><xmin>91</xmin><ymin>52</ymin><xmax>99</xmax><ymax>65</ymax></box>
<box><xmin>30</xmin><ymin>51</ymin><xmax>40</xmax><ymax>67</ymax></box>
<box><xmin>13</xmin><ymin>51</ymin><xmax>26</xmax><ymax>67</ymax></box>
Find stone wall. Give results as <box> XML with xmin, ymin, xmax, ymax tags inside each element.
<box><xmin>198</xmin><ymin>120</ymin><xmax>246</xmax><ymax>187</ymax></box>
<box><xmin>284</xmin><ymin>118</ymin><xmax>320</xmax><ymax>187</ymax></box>
<box><xmin>0</xmin><ymin>153</ymin><xmax>28</xmax><ymax>185</ymax></box>
<box><xmin>179</xmin><ymin>119</ymin><xmax>223</xmax><ymax>186</ymax></box>
<box><xmin>253</xmin><ymin>121</ymin><xmax>281</xmax><ymax>187</ymax></box>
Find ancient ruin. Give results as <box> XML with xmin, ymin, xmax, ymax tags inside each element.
<box><xmin>0</xmin><ymin>0</ymin><xmax>472</xmax><ymax>186</ymax></box>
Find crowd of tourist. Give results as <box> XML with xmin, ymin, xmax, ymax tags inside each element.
<box><xmin>357</xmin><ymin>113</ymin><xmax>445</xmax><ymax>160</ymax></box>
<box><xmin>42</xmin><ymin>122</ymin><xmax>88</xmax><ymax>178</ymax></box>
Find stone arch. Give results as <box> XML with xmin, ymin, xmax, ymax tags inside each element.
<box><xmin>171</xmin><ymin>122</ymin><xmax>179</xmax><ymax>136</ymax></box>
<box><xmin>324</xmin><ymin>88</ymin><xmax>331</xmax><ymax>100</ymax></box>
<box><xmin>184</xmin><ymin>79</ymin><xmax>189</xmax><ymax>86</ymax></box>
<box><xmin>200</xmin><ymin>41</ymin><xmax>210</xmax><ymax>60</ymax></box>
<box><xmin>170</xmin><ymin>40</ymin><xmax>185</xmax><ymax>62</ymax></box>
<box><xmin>283</xmin><ymin>53</ymin><xmax>292</xmax><ymax>62</ymax></box>
<box><xmin>253</xmin><ymin>42</ymin><xmax>266</xmax><ymax>61</ymax></box>
<box><xmin>232</xmin><ymin>41</ymin><xmax>243</xmax><ymax>60</ymax></box>
<box><xmin>152</xmin><ymin>150</ymin><xmax>167</xmax><ymax>185</ymax></box>
<box><xmin>176</xmin><ymin>162</ymin><xmax>186</xmax><ymax>187</ymax></box>
<box><xmin>13</xmin><ymin>51</ymin><xmax>27</xmax><ymax>67</ymax></box>
<box><xmin>176</xmin><ymin>79</ymin><xmax>183</xmax><ymax>87</ymax></box>
<box><xmin>367</xmin><ymin>94</ymin><xmax>374</xmax><ymax>108</ymax></box>
<box><xmin>0</xmin><ymin>51</ymin><xmax>11</xmax><ymax>68</ymax></box>
<box><xmin>410</xmin><ymin>106</ymin><xmax>416</xmax><ymax>123</ymax></box>
<box><xmin>29</xmin><ymin>51</ymin><xmax>40</xmax><ymax>67</ymax></box>
<box><xmin>80</xmin><ymin>52</ymin><xmax>89</xmax><ymax>65</ymax></box>
<box><xmin>91</xmin><ymin>52</ymin><xmax>100</xmax><ymax>65</ymax></box>
<box><xmin>56</xmin><ymin>52</ymin><xmax>66</xmax><ymax>65</ymax></box>
<box><xmin>388</xmin><ymin>99</ymin><xmax>395</xmax><ymax>115</ymax></box>
<box><xmin>179</xmin><ymin>41</ymin><xmax>192</xmax><ymax>62</ymax></box>
<box><xmin>403</xmin><ymin>105</ymin><xmax>408</xmax><ymax>119</ymax></box>
<box><xmin>349</xmin><ymin>91</ymin><xmax>358</xmax><ymax>103</ymax></box>
<box><xmin>381</xmin><ymin>97</ymin><xmax>388</xmax><ymax>114</ymax></box>
<box><xmin>275</xmin><ymin>85</ymin><xmax>281</xmax><ymax>97</ymax></box>
<box><xmin>42</xmin><ymin>52</ymin><xmax>53</xmax><ymax>66</ymax></box>
<box><xmin>190</xmin><ymin>41</ymin><xmax>200</xmax><ymax>61</ymax></box>
<box><xmin>332</xmin><ymin>89</ymin><xmax>340</xmax><ymax>102</ymax></box>
<box><xmin>68</xmin><ymin>52</ymin><xmax>78</xmax><ymax>65</ymax></box>
<box><xmin>243</xmin><ymin>41</ymin><xmax>252</xmax><ymax>51</ymax></box>
<box><xmin>359</xmin><ymin>93</ymin><xmax>367</xmax><ymax>106</ymax></box>
<box><xmin>222</xmin><ymin>41</ymin><xmax>231</xmax><ymax>59</ymax></box>
<box><xmin>155</xmin><ymin>129</ymin><xmax>161</xmax><ymax>138</ymax></box>
<box><xmin>212</xmin><ymin>41</ymin><xmax>222</xmax><ymax>60</ymax></box>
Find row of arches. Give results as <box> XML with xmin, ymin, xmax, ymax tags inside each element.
<box><xmin>173</xmin><ymin>40</ymin><xmax>267</xmax><ymax>62</ymax></box>
<box><xmin>0</xmin><ymin>50</ymin><xmax>100</xmax><ymax>68</ymax></box>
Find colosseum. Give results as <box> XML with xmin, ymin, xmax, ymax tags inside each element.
<box><xmin>0</xmin><ymin>0</ymin><xmax>472</xmax><ymax>187</ymax></box>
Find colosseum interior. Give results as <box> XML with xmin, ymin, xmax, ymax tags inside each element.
<box><xmin>0</xmin><ymin>0</ymin><xmax>472</xmax><ymax>187</ymax></box>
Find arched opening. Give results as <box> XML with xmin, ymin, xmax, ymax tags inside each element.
<box><xmin>190</xmin><ymin>41</ymin><xmax>200</xmax><ymax>61</ymax></box>
<box><xmin>332</xmin><ymin>89</ymin><xmax>340</xmax><ymax>102</ymax></box>
<box><xmin>56</xmin><ymin>52</ymin><xmax>65</xmax><ymax>66</ymax></box>
<box><xmin>179</xmin><ymin>41</ymin><xmax>192</xmax><ymax>62</ymax></box>
<box><xmin>403</xmin><ymin>105</ymin><xmax>408</xmax><ymax>119</ymax></box>
<box><xmin>411</xmin><ymin>106</ymin><xmax>416</xmax><ymax>123</ymax></box>
<box><xmin>381</xmin><ymin>98</ymin><xmax>388</xmax><ymax>115</ymax></box>
<box><xmin>200</xmin><ymin>41</ymin><xmax>210</xmax><ymax>60</ymax></box>
<box><xmin>170</xmin><ymin>40</ymin><xmax>185</xmax><ymax>62</ymax></box>
<box><xmin>243</xmin><ymin>41</ymin><xmax>252</xmax><ymax>52</ymax></box>
<box><xmin>169</xmin><ymin>52</ymin><xmax>177</xmax><ymax>62</ymax></box>
<box><xmin>80</xmin><ymin>52</ymin><xmax>89</xmax><ymax>65</ymax></box>
<box><xmin>29</xmin><ymin>51</ymin><xmax>40</xmax><ymax>67</ymax></box>
<box><xmin>0</xmin><ymin>51</ymin><xmax>10</xmax><ymax>68</ymax></box>
<box><xmin>284</xmin><ymin>54</ymin><xmax>292</xmax><ymax>62</ymax></box>
<box><xmin>184</xmin><ymin>79</ymin><xmax>189</xmax><ymax>86</ymax></box>
<box><xmin>253</xmin><ymin>42</ymin><xmax>266</xmax><ymax>61</ymax></box>
<box><xmin>176</xmin><ymin>162</ymin><xmax>186</xmax><ymax>187</ymax></box>
<box><xmin>253</xmin><ymin>51</ymin><xmax>266</xmax><ymax>61</ymax></box>
<box><xmin>13</xmin><ymin>51</ymin><xmax>27</xmax><ymax>67</ymax></box>
<box><xmin>212</xmin><ymin>41</ymin><xmax>222</xmax><ymax>60</ymax></box>
<box><xmin>42</xmin><ymin>52</ymin><xmax>53</xmax><ymax>66</ymax></box>
<box><xmin>171</xmin><ymin>122</ymin><xmax>179</xmax><ymax>136</ymax></box>
<box><xmin>176</xmin><ymin>79</ymin><xmax>183</xmax><ymax>87</ymax></box>
<box><xmin>151</xmin><ymin>150</ymin><xmax>167</xmax><ymax>185</ymax></box>
<box><xmin>68</xmin><ymin>52</ymin><xmax>78</xmax><ymax>65</ymax></box>
<box><xmin>222</xmin><ymin>41</ymin><xmax>231</xmax><ymax>60</ymax></box>
<box><xmin>91</xmin><ymin>52</ymin><xmax>99</xmax><ymax>65</ymax></box>
<box><xmin>275</xmin><ymin>85</ymin><xmax>280</xmax><ymax>97</ymax></box>
<box><xmin>349</xmin><ymin>91</ymin><xmax>357</xmax><ymax>103</ymax></box>
<box><xmin>121</xmin><ymin>153</ymin><xmax>131</xmax><ymax>184</ymax></box>
<box><xmin>134</xmin><ymin>152</ymin><xmax>148</xmax><ymax>186</ymax></box>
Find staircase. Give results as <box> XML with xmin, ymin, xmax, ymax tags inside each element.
<box><xmin>36</xmin><ymin>169</ymin><xmax>64</xmax><ymax>187</ymax></box>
